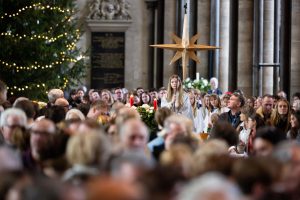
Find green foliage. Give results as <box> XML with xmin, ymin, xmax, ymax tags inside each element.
<box><xmin>0</xmin><ymin>0</ymin><xmax>86</xmax><ymax>100</ymax></box>
<box><xmin>136</xmin><ymin>106</ymin><xmax>158</xmax><ymax>133</ymax></box>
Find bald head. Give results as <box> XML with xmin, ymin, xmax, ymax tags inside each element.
<box><xmin>55</xmin><ymin>98</ymin><xmax>69</xmax><ymax>111</ymax></box>
<box><xmin>31</xmin><ymin>119</ymin><xmax>56</xmax><ymax>134</ymax></box>
<box><xmin>120</xmin><ymin>119</ymin><xmax>149</xmax><ymax>151</ymax></box>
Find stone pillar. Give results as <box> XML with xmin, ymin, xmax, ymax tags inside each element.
<box><xmin>196</xmin><ymin>0</ymin><xmax>210</xmax><ymax>79</ymax></box>
<box><xmin>209</xmin><ymin>0</ymin><xmax>220</xmax><ymax>78</ymax></box>
<box><xmin>163</xmin><ymin>1</ymin><xmax>176</xmax><ymax>86</ymax></box>
<box><xmin>262</xmin><ymin>0</ymin><xmax>274</xmax><ymax>94</ymax></box>
<box><xmin>291</xmin><ymin>0</ymin><xmax>300</xmax><ymax>96</ymax></box>
<box><xmin>125</xmin><ymin>0</ymin><xmax>149</xmax><ymax>90</ymax></box>
<box><xmin>237</xmin><ymin>0</ymin><xmax>253</xmax><ymax>97</ymax></box>
<box><xmin>219</xmin><ymin>0</ymin><xmax>230</xmax><ymax>93</ymax></box>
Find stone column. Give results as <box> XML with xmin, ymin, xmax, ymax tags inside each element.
<box><xmin>219</xmin><ymin>0</ymin><xmax>230</xmax><ymax>93</ymax></box>
<box><xmin>196</xmin><ymin>0</ymin><xmax>210</xmax><ymax>79</ymax></box>
<box><xmin>262</xmin><ymin>0</ymin><xmax>274</xmax><ymax>94</ymax></box>
<box><xmin>291</xmin><ymin>0</ymin><xmax>300</xmax><ymax>96</ymax></box>
<box><xmin>163</xmin><ymin>1</ymin><xmax>176</xmax><ymax>86</ymax></box>
<box><xmin>237</xmin><ymin>0</ymin><xmax>253</xmax><ymax>97</ymax></box>
<box><xmin>125</xmin><ymin>0</ymin><xmax>149</xmax><ymax>89</ymax></box>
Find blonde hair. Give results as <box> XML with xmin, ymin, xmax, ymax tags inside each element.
<box><xmin>167</xmin><ymin>75</ymin><xmax>184</xmax><ymax>108</ymax></box>
<box><xmin>65</xmin><ymin>109</ymin><xmax>85</xmax><ymax>121</ymax></box>
<box><xmin>66</xmin><ymin>132</ymin><xmax>109</xmax><ymax>167</ymax></box>
<box><xmin>189</xmin><ymin>90</ymin><xmax>197</xmax><ymax>118</ymax></box>
<box><xmin>101</xmin><ymin>89</ymin><xmax>114</xmax><ymax>106</ymax></box>
<box><xmin>271</xmin><ymin>98</ymin><xmax>291</xmax><ymax>133</ymax></box>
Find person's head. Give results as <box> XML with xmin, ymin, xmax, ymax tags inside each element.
<box><xmin>0</xmin><ymin>108</ymin><xmax>27</xmax><ymax>145</ymax></box>
<box><xmin>88</xmin><ymin>89</ymin><xmax>95</xmax><ymax>101</ymax></box>
<box><xmin>290</xmin><ymin>110</ymin><xmax>300</xmax><ymax>129</ymax></box>
<box><xmin>247</xmin><ymin>113</ymin><xmax>265</xmax><ymax>130</ymax></box>
<box><xmin>154</xmin><ymin>107</ymin><xmax>173</xmax><ymax>129</ymax></box>
<box><xmin>254</xmin><ymin>96</ymin><xmax>262</xmax><ymax>110</ymax></box>
<box><xmin>101</xmin><ymin>89</ymin><xmax>114</xmax><ymax>105</ymax></box>
<box><xmin>69</xmin><ymin>89</ymin><xmax>77</xmax><ymax>100</ymax></box>
<box><xmin>228</xmin><ymin>92</ymin><xmax>245</xmax><ymax>110</ymax></box>
<box><xmin>12</xmin><ymin>97</ymin><xmax>29</xmax><ymax>107</ymax></box>
<box><xmin>136</xmin><ymin>87</ymin><xmax>144</xmax><ymax>97</ymax></box>
<box><xmin>66</xmin><ymin>131</ymin><xmax>109</xmax><ymax>167</ymax></box>
<box><xmin>91</xmin><ymin>90</ymin><xmax>101</xmax><ymax>103</ymax></box>
<box><xmin>277</xmin><ymin>90</ymin><xmax>287</xmax><ymax>99</ymax></box>
<box><xmin>210</xmin><ymin>94</ymin><xmax>221</xmax><ymax>109</ymax></box>
<box><xmin>188</xmin><ymin>90</ymin><xmax>196</xmax><ymax>106</ymax></box>
<box><xmin>114</xmin><ymin>87</ymin><xmax>124</xmax><ymax>102</ymax></box>
<box><xmin>246</xmin><ymin>96</ymin><xmax>256</xmax><ymax>108</ymax></box>
<box><xmin>44</xmin><ymin>105</ymin><xmax>66</xmax><ymax>124</ymax></box>
<box><xmin>140</xmin><ymin>91</ymin><xmax>151</xmax><ymax>105</ymax></box>
<box><xmin>167</xmin><ymin>75</ymin><xmax>182</xmax><ymax>92</ymax></box>
<box><xmin>87</xmin><ymin>176</ymin><xmax>143</xmax><ymax>200</ymax></box>
<box><xmin>210</xmin><ymin>121</ymin><xmax>239</xmax><ymax>147</ymax></box>
<box><xmin>110</xmin><ymin>150</ymin><xmax>154</xmax><ymax>184</ymax></box>
<box><xmin>29</xmin><ymin>119</ymin><xmax>56</xmax><ymax>161</ymax></box>
<box><xmin>232</xmin><ymin>158</ymin><xmax>273</xmax><ymax>198</ymax></box>
<box><xmin>77</xmin><ymin>88</ymin><xmax>85</xmax><ymax>99</ymax></box>
<box><xmin>254</xmin><ymin>126</ymin><xmax>285</xmax><ymax>157</ymax></box>
<box><xmin>203</xmin><ymin>94</ymin><xmax>212</xmax><ymax>108</ymax></box>
<box><xmin>149</xmin><ymin>88</ymin><xmax>158</xmax><ymax>101</ymax></box>
<box><xmin>163</xmin><ymin>115</ymin><xmax>193</xmax><ymax>150</ymax></box>
<box><xmin>275</xmin><ymin>98</ymin><xmax>290</xmax><ymax>115</ymax></box>
<box><xmin>210</xmin><ymin>77</ymin><xmax>218</xmax><ymax>90</ymax></box>
<box><xmin>292</xmin><ymin>99</ymin><xmax>300</xmax><ymax>111</ymax></box>
<box><xmin>13</xmin><ymin>100</ymin><xmax>36</xmax><ymax>120</ymax></box>
<box><xmin>87</xmin><ymin>100</ymin><xmax>109</xmax><ymax>120</ymax></box>
<box><xmin>47</xmin><ymin>89</ymin><xmax>64</xmax><ymax>105</ymax></box>
<box><xmin>221</xmin><ymin>94</ymin><xmax>231</xmax><ymax>108</ymax></box>
<box><xmin>262</xmin><ymin>94</ymin><xmax>274</xmax><ymax>115</ymax></box>
<box><xmin>210</xmin><ymin>113</ymin><xmax>219</xmax><ymax>126</ymax></box>
<box><xmin>77</xmin><ymin>119</ymin><xmax>102</xmax><ymax>134</ymax></box>
<box><xmin>158</xmin><ymin>87</ymin><xmax>167</xmax><ymax>99</ymax></box>
<box><xmin>240</xmin><ymin>106</ymin><xmax>255</xmax><ymax>123</ymax></box>
<box><xmin>65</xmin><ymin>109</ymin><xmax>85</xmax><ymax>121</ymax></box>
<box><xmin>54</xmin><ymin>98</ymin><xmax>69</xmax><ymax>112</ymax></box>
<box><xmin>177</xmin><ymin>173</ymin><xmax>241</xmax><ymax>200</ymax></box>
<box><xmin>0</xmin><ymin>80</ymin><xmax>7</xmax><ymax>103</ymax></box>
<box><xmin>119</xmin><ymin>119</ymin><xmax>149</xmax><ymax>151</ymax></box>
<box><xmin>292</xmin><ymin>92</ymin><xmax>300</xmax><ymax>102</ymax></box>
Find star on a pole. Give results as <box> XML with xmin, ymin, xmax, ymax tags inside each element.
<box><xmin>150</xmin><ymin>14</ymin><xmax>220</xmax><ymax>80</ymax></box>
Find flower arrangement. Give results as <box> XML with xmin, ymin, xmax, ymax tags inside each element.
<box><xmin>183</xmin><ymin>77</ymin><xmax>210</xmax><ymax>93</ymax></box>
<box><xmin>136</xmin><ymin>104</ymin><xmax>157</xmax><ymax>133</ymax></box>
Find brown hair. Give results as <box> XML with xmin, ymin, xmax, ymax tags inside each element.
<box><xmin>166</xmin><ymin>75</ymin><xmax>184</xmax><ymax>108</ymax></box>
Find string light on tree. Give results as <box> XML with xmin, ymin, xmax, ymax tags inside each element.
<box><xmin>0</xmin><ymin>0</ymin><xmax>86</xmax><ymax>100</ymax></box>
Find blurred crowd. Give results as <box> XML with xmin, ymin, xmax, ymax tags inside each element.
<box><xmin>0</xmin><ymin>76</ymin><xmax>300</xmax><ymax>200</ymax></box>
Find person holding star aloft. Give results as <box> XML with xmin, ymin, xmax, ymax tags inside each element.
<box><xmin>161</xmin><ymin>74</ymin><xmax>193</xmax><ymax>121</ymax></box>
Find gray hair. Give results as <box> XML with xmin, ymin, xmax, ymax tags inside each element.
<box><xmin>210</xmin><ymin>77</ymin><xmax>218</xmax><ymax>88</ymax></box>
<box><xmin>119</xmin><ymin>119</ymin><xmax>149</xmax><ymax>142</ymax></box>
<box><xmin>0</xmin><ymin>108</ymin><xmax>27</xmax><ymax>128</ymax></box>
<box><xmin>47</xmin><ymin>89</ymin><xmax>64</xmax><ymax>104</ymax></box>
<box><xmin>65</xmin><ymin>109</ymin><xmax>85</xmax><ymax>121</ymax></box>
<box><xmin>177</xmin><ymin>173</ymin><xmax>241</xmax><ymax>200</ymax></box>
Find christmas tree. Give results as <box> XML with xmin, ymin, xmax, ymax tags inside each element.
<box><xmin>0</xmin><ymin>0</ymin><xmax>86</xmax><ymax>100</ymax></box>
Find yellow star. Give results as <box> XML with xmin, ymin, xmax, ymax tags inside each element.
<box><xmin>151</xmin><ymin>14</ymin><xmax>220</xmax><ymax>80</ymax></box>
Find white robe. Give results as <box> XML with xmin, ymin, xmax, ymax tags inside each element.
<box><xmin>161</xmin><ymin>93</ymin><xmax>194</xmax><ymax>122</ymax></box>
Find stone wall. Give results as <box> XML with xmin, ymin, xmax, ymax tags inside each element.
<box><xmin>291</xmin><ymin>0</ymin><xmax>300</xmax><ymax>97</ymax></box>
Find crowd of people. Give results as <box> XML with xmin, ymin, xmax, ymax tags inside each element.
<box><xmin>0</xmin><ymin>76</ymin><xmax>300</xmax><ymax>200</ymax></box>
